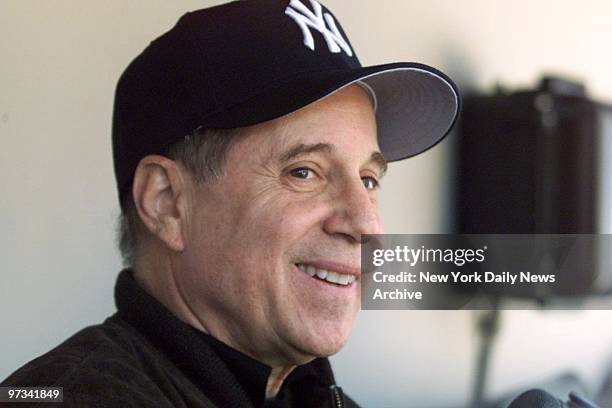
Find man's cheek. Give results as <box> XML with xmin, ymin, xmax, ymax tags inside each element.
<box><xmin>275</xmin><ymin>202</ymin><xmax>330</xmax><ymax>232</ymax></box>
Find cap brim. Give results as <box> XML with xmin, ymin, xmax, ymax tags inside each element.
<box><xmin>359</xmin><ymin>63</ymin><xmax>460</xmax><ymax>161</ymax></box>
<box><xmin>203</xmin><ymin>62</ymin><xmax>460</xmax><ymax>162</ymax></box>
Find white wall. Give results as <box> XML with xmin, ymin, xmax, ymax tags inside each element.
<box><xmin>2</xmin><ymin>1</ymin><xmax>612</xmax><ymax>407</ymax></box>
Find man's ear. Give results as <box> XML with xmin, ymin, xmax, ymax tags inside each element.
<box><xmin>131</xmin><ymin>155</ymin><xmax>188</xmax><ymax>252</ymax></box>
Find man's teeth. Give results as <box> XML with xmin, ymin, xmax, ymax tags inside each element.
<box><xmin>297</xmin><ymin>264</ymin><xmax>356</xmax><ymax>286</ymax></box>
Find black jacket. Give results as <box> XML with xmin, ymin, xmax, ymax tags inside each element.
<box><xmin>2</xmin><ymin>270</ymin><xmax>361</xmax><ymax>408</ymax></box>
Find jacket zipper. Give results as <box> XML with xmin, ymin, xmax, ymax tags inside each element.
<box><xmin>329</xmin><ymin>385</ymin><xmax>345</xmax><ymax>408</ymax></box>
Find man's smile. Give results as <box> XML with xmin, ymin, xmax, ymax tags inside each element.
<box><xmin>295</xmin><ymin>262</ymin><xmax>359</xmax><ymax>287</ymax></box>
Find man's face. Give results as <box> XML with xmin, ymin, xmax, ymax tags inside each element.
<box><xmin>178</xmin><ymin>84</ymin><xmax>384</xmax><ymax>366</ymax></box>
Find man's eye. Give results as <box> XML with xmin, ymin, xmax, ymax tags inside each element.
<box><xmin>362</xmin><ymin>176</ymin><xmax>379</xmax><ymax>190</ymax></box>
<box><xmin>289</xmin><ymin>167</ymin><xmax>314</xmax><ymax>179</ymax></box>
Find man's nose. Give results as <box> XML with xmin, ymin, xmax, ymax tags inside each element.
<box><xmin>323</xmin><ymin>178</ymin><xmax>383</xmax><ymax>243</ymax></box>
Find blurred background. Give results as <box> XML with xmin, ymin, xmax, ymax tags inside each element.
<box><xmin>2</xmin><ymin>1</ymin><xmax>612</xmax><ymax>407</ymax></box>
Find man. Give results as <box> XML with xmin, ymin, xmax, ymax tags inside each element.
<box><xmin>2</xmin><ymin>1</ymin><xmax>459</xmax><ymax>406</ymax></box>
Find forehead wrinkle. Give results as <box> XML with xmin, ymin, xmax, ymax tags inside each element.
<box><xmin>279</xmin><ymin>142</ymin><xmax>335</xmax><ymax>164</ymax></box>
<box><xmin>251</xmin><ymin>85</ymin><xmax>377</xmax><ymax>167</ymax></box>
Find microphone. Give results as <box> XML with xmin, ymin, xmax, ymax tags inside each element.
<box><xmin>507</xmin><ymin>389</ymin><xmax>564</xmax><ymax>408</ymax></box>
<box><xmin>507</xmin><ymin>389</ymin><xmax>600</xmax><ymax>408</ymax></box>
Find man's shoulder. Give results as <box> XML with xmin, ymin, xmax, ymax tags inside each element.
<box><xmin>4</xmin><ymin>315</ymin><xmax>137</xmax><ymax>384</ymax></box>
<box><xmin>2</xmin><ymin>315</ymin><xmax>177</xmax><ymax>407</ymax></box>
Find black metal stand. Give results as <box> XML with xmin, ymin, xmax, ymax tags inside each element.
<box><xmin>471</xmin><ymin>300</ymin><xmax>501</xmax><ymax>408</ymax></box>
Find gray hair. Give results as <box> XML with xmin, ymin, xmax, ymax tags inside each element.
<box><xmin>117</xmin><ymin>127</ymin><xmax>245</xmax><ymax>266</ymax></box>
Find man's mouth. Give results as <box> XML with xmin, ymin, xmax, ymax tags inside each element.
<box><xmin>296</xmin><ymin>263</ymin><xmax>356</xmax><ymax>286</ymax></box>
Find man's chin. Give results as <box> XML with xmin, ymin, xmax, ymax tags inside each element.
<box><xmin>290</xmin><ymin>322</ymin><xmax>353</xmax><ymax>362</ymax></box>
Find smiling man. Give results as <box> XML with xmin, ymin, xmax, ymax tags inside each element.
<box><xmin>132</xmin><ymin>85</ymin><xmax>381</xmax><ymax>402</ymax></box>
<box><xmin>2</xmin><ymin>1</ymin><xmax>459</xmax><ymax>407</ymax></box>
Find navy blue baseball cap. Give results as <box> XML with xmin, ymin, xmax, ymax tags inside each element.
<box><xmin>112</xmin><ymin>0</ymin><xmax>460</xmax><ymax>205</ymax></box>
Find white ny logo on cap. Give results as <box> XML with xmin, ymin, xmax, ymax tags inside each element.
<box><xmin>285</xmin><ymin>0</ymin><xmax>353</xmax><ymax>57</ymax></box>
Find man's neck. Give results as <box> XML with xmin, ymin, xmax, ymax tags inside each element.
<box><xmin>266</xmin><ymin>365</ymin><xmax>296</xmax><ymax>399</ymax></box>
<box><xmin>132</xmin><ymin>259</ymin><xmax>208</xmax><ymax>333</ymax></box>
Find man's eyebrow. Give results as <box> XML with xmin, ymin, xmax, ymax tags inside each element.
<box><xmin>279</xmin><ymin>143</ymin><xmax>334</xmax><ymax>163</ymax></box>
<box><xmin>369</xmin><ymin>151</ymin><xmax>388</xmax><ymax>176</ymax></box>
<box><xmin>277</xmin><ymin>142</ymin><xmax>387</xmax><ymax>175</ymax></box>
